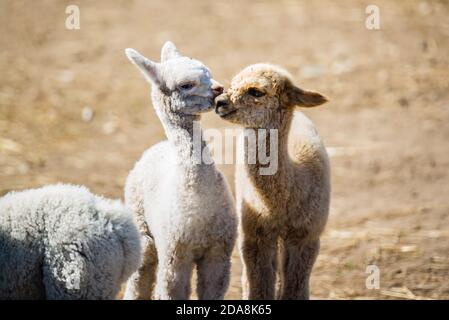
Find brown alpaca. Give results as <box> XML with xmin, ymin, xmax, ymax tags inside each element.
<box><xmin>215</xmin><ymin>64</ymin><xmax>330</xmax><ymax>300</ymax></box>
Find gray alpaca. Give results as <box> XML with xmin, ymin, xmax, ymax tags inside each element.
<box><xmin>0</xmin><ymin>184</ymin><xmax>141</xmax><ymax>300</ymax></box>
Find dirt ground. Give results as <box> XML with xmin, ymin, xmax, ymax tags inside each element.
<box><xmin>1</xmin><ymin>0</ymin><xmax>448</xmax><ymax>299</ymax></box>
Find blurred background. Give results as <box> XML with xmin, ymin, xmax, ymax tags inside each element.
<box><xmin>0</xmin><ymin>0</ymin><xmax>448</xmax><ymax>299</ymax></box>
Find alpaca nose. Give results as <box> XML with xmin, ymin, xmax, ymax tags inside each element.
<box><xmin>215</xmin><ymin>95</ymin><xmax>230</xmax><ymax>113</ymax></box>
<box><xmin>216</xmin><ymin>97</ymin><xmax>229</xmax><ymax>108</ymax></box>
<box><xmin>211</xmin><ymin>81</ymin><xmax>224</xmax><ymax>98</ymax></box>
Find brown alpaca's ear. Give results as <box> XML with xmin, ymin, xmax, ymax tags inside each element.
<box><xmin>284</xmin><ymin>84</ymin><xmax>328</xmax><ymax>108</ymax></box>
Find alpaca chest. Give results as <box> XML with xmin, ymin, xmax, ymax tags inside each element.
<box><xmin>146</xmin><ymin>170</ymin><xmax>234</xmax><ymax>246</ymax></box>
<box><xmin>236</xmin><ymin>165</ymin><xmax>288</xmax><ymax>219</ymax></box>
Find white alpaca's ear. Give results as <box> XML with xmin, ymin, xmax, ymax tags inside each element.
<box><xmin>125</xmin><ymin>48</ymin><xmax>160</xmax><ymax>85</ymax></box>
<box><xmin>161</xmin><ymin>41</ymin><xmax>183</xmax><ymax>62</ymax></box>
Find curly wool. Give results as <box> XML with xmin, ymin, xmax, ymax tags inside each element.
<box><xmin>0</xmin><ymin>184</ymin><xmax>141</xmax><ymax>300</ymax></box>
<box><xmin>218</xmin><ymin>64</ymin><xmax>330</xmax><ymax>300</ymax></box>
<box><xmin>123</xmin><ymin>42</ymin><xmax>237</xmax><ymax>300</ymax></box>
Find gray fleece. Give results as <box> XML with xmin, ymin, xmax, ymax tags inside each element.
<box><xmin>0</xmin><ymin>184</ymin><xmax>141</xmax><ymax>300</ymax></box>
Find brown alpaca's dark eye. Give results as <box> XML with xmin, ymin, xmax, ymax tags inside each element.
<box><xmin>247</xmin><ymin>88</ymin><xmax>265</xmax><ymax>98</ymax></box>
<box><xmin>179</xmin><ymin>82</ymin><xmax>195</xmax><ymax>91</ymax></box>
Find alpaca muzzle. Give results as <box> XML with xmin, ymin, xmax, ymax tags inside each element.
<box><xmin>215</xmin><ymin>95</ymin><xmax>236</xmax><ymax>117</ymax></box>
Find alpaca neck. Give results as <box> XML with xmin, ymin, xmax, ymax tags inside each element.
<box><xmin>152</xmin><ymin>90</ymin><xmax>213</xmax><ymax>179</ymax></box>
<box><xmin>243</xmin><ymin>110</ymin><xmax>293</xmax><ymax>203</ymax></box>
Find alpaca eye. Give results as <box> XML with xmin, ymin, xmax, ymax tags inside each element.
<box><xmin>179</xmin><ymin>82</ymin><xmax>196</xmax><ymax>91</ymax></box>
<box><xmin>247</xmin><ymin>88</ymin><xmax>265</xmax><ymax>98</ymax></box>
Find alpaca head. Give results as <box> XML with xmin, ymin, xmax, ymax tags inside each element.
<box><xmin>215</xmin><ymin>64</ymin><xmax>328</xmax><ymax>128</ymax></box>
<box><xmin>126</xmin><ymin>41</ymin><xmax>223</xmax><ymax>116</ymax></box>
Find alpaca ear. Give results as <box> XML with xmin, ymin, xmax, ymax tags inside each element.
<box><xmin>284</xmin><ymin>84</ymin><xmax>328</xmax><ymax>108</ymax></box>
<box><xmin>161</xmin><ymin>41</ymin><xmax>183</xmax><ymax>62</ymax></box>
<box><xmin>125</xmin><ymin>48</ymin><xmax>160</xmax><ymax>85</ymax></box>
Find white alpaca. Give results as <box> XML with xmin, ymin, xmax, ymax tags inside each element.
<box><xmin>123</xmin><ymin>42</ymin><xmax>237</xmax><ymax>300</ymax></box>
<box><xmin>0</xmin><ymin>184</ymin><xmax>141</xmax><ymax>300</ymax></box>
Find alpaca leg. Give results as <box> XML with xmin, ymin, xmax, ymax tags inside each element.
<box><xmin>124</xmin><ymin>234</ymin><xmax>157</xmax><ymax>300</ymax></box>
<box><xmin>275</xmin><ymin>238</ymin><xmax>284</xmax><ymax>296</ymax></box>
<box><xmin>154</xmin><ymin>250</ymin><xmax>194</xmax><ymax>300</ymax></box>
<box><xmin>240</xmin><ymin>235</ymin><xmax>277</xmax><ymax>300</ymax></box>
<box><xmin>278</xmin><ymin>239</ymin><xmax>320</xmax><ymax>300</ymax></box>
<box><xmin>241</xmin><ymin>258</ymin><xmax>250</xmax><ymax>300</ymax></box>
<box><xmin>124</xmin><ymin>175</ymin><xmax>157</xmax><ymax>299</ymax></box>
<box><xmin>196</xmin><ymin>248</ymin><xmax>231</xmax><ymax>300</ymax></box>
